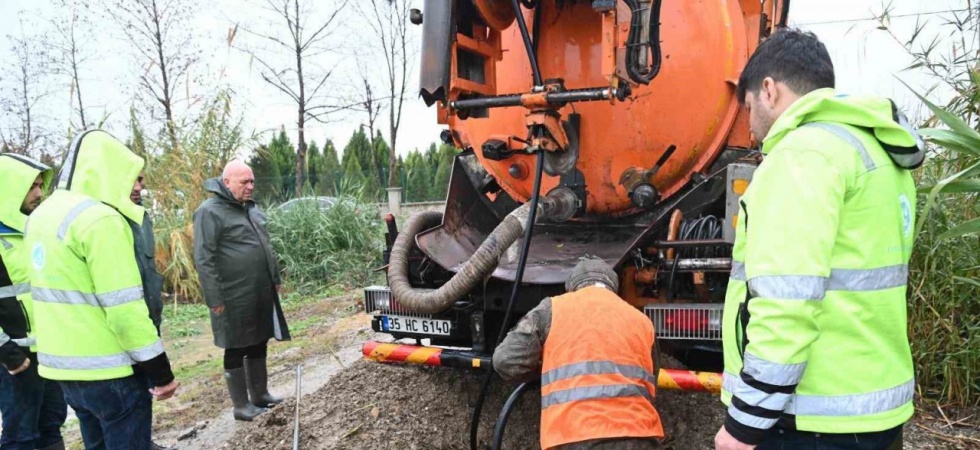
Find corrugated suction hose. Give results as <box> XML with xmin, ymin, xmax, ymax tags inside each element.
<box><xmin>387</xmin><ymin>204</ymin><xmax>534</xmax><ymax>314</ymax></box>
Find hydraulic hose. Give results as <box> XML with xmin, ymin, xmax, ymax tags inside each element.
<box><xmin>472</xmin><ymin>3</ymin><xmax>544</xmax><ymax>449</ymax></box>
<box><xmin>492</xmin><ymin>382</ymin><xmax>534</xmax><ymax>450</ymax></box>
<box><xmin>388</xmin><ymin>204</ymin><xmax>534</xmax><ymax>315</ymax></box>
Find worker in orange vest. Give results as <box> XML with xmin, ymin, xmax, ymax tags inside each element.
<box><xmin>493</xmin><ymin>257</ymin><xmax>664</xmax><ymax>449</ymax></box>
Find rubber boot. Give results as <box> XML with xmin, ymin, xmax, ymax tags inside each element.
<box><xmin>244</xmin><ymin>357</ymin><xmax>284</xmax><ymax>407</ymax></box>
<box><xmin>224</xmin><ymin>368</ymin><xmax>267</xmax><ymax>421</ymax></box>
<box><xmin>37</xmin><ymin>441</ymin><xmax>66</xmax><ymax>450</ymax></box>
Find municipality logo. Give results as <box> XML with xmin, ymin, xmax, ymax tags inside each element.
<box><xmin>31</xmin><ymin>243</ymin><xmax>45</xmax><ymax>270</ymax></box>
<box><xmin>899</xmin><ymin>194</ymin><xmax>912</xmax><ymax>236</ymax></box>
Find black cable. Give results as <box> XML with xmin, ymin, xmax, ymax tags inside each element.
<box><xmin>469</xmin><ymin>149</ymin><xmax>545</xmax><ymax>450</ymax></box>
<box><xmin>491</xmin><ymin>382</ymin><xmax>534</xmax><ymax>450</ymax></box>
<box><xmin>511</xmin><ymin>0</ymin><xmax>543</xmax><ymax>86</ymax></box>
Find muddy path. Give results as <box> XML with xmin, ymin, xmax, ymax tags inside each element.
<box><xmin>138</xmin><ymin>294</ymin><xmax>979</xmax><ymax>450</ymax></box>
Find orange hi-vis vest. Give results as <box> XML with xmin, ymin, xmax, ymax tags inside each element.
<box><xmin>540</xmin><ymin>286</ymin><xmax>665</xmax><ymax>449</ymax></box>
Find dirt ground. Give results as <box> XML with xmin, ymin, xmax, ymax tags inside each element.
<box><xmin>116</xmin><ymin>292</ymin><xmax>980</xmax><ymax>450</ymax></box>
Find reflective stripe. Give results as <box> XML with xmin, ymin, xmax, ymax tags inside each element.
<box><xmin>731</xmin><ymin>261</ymin><xmax>746</xmax><ymax>281</ymax></box>
<box><xmin>541</xmin><ymin>361</ymin><xmax>656</xmax><ymax>387</ymax></box>
<box><xmin>127</xmin><ymin>339</ymin><xmax>164</xmax><ymax>362</ymax></box>
<box><xmin>541</xmin><ymin>383</ymin><xmax>654</xmax><ymax>409</ymax></box>
<box><xmin>57</xmin><ymin>199</ymin><xmax>101</xmax><ymax>240</ymax></box>
<box><xmin>802</xmin><ymin>122</ymin><xmax>876</xmax><ymax>171</ymax></box>
<box><xmin>745</xmin><ymin>265</ymin><xmax>908</xmax><ymax>300</ymax></box>
<box><xmin>748</xmin><ymin>275</ymin><xmax>827</xmax><ymax>300</ymax></box>
<box><xmin>0</xmin><ymin>283</ymin><xmax>30</xmax><ymax>298</ymax></box>
<box><xmin>13</xmin><ymin>337</ymin><xmax>35</xmax><ymax>347</ymax></box>
<box><xmin>787</xmin><ymin>379</ymin><xmax>914</xmax><ymax>417</ymax></box>
<box><xmin>742</xmin><ymin>352</ymin><xmax>807</xmax><ymax>386</ymax></box>
<box><xmin>0</xmin><ymin>236</ymin><xmax>11</xmax><ymax>250</ymax></box>
<box><xmin>723</xmin><ymin>371</ymin><xmax>793</xmax><ymax>411</ymax></box>
<box><xmin>0</xmin><ymin>332</ymin><xmax>9</xmax><ymax>346</ymax></box>
<box><xmin>32</xmin><ymin>286</ymin><xmax>143</xmax><ymax>308</ymax></box>
<box><xmin>38</xmin><ymin>339</ymin><xmax>164</xmax><ymax>370</ymax></box>
<box><xmin>97</xmin><ymin>287</ymin><xmax>144</xmax><ymax>307</ymax></box>
<box><xmin>33</xmin><ymin>287</ymin><xmax>99</xmax><ymax>307</ymax></box>
<box><xmin>829</xmin><ymin>265</ymin><xmax>907</xmax><ymax>291</ymax></box>
<box><xmin>727</xmin><ymin>404</ymin><xmax>779</xmax><ymax>429</ymax></box>
<box><xmin>39</xmin><ymin>352</ymin><xmax>134</xmax><ymax>370</ymax></box>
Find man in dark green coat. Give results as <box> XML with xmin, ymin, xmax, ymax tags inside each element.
<box><xmin>130</xmin><ymin>172</ymin><xmax>164</xmax><ymax>332</ymax></box>
<box><xmin>192</xmin><ymin>161</ymin><xmax>290</xmax><ymax>421</ymax></box>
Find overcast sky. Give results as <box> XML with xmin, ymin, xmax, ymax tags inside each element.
<box><xmin>0</xmin><ymin>0</ymin><xmax>972</xmax><ymax>159</ymax></box>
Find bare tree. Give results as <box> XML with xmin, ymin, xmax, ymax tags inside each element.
<box><xmin>358</xmin><ymin>67</ymin><xmax>383</xmax><ymax>147</ymax></box>
<box><xmin>106</xmin><ymin>0</ymin><xmax>198</xmax><ymax>150</ymax></box>
<box><xmin>0</xmin><ymin>25</ymin><xmax>52</xmax><ymax>158</ymax></box>
<box><xmin>358</xmin><ymin>0</ymin><xmax>414</xmax><ymax>187</ymax></box>
<box><xmin>49</xmin><ymin>0</ymin><xmax>92</xmax><ymax>131</ymax></box>
<box><xmin>239</xmin><ymin>0</ymin><xmax>350</xmax><ymax>195</ymax></box>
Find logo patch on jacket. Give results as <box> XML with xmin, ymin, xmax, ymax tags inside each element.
<box><xmin>31</xmin><ymin>242</ymin><xmax>45</xmax><ymax>270</ymax></box>
<box><xmin>899</xmin><ymin>194</ymin><xmax>912</xmax><ymax>236</ymax></box>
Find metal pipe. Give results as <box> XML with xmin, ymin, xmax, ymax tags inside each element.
<box><xmin>669</xmin><ymin>257</ymin><xmax>732</xmax><ymax>271</ymax></box>
<box><xmin>450</xmin><ymin>87</ymin><xmax>615</xmax><ymax>111</ymax></box>
<box><xmin>292</xmin><ymin>364</ymin><xmax>302</xmax><ymax>450</ymax></box>
<box><xmin>651</xmin><ymin>239</ymin><xmax>731</xmax><ymax>249</ymax></box>
<box><xmin>362</xmin><ymin>341</ymin><xmax>721</xmax><ymax>393</ymax></box>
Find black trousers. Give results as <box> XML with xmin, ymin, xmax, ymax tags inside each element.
<box><xmin>223</xmin><ymin>342</ymin><xmax>267</xmax><ymax>370</ymax></box>
<box><xmin>758</xmin><ymin>425</ymin><xmax>903</xmax><ymax>450</ymax></box>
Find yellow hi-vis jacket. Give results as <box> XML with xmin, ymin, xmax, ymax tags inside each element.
<box><xmin>25</xmin><ymin>130</ymin><xmax>171</xmax><ymax>383</ymax></box>
<box><xmin>0</xmin><ymin>153</ymin><xmax>53</xmax><ymax>356</ymax></box>
<box><xmin>721</xmin><ymin>89</ymin><xmax>924</xmax><ymax>444</ymax></box>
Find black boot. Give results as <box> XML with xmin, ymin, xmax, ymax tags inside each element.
<box><xmin>244</xmin><ymin>357</ymin><xmax>284</xmax><ymax>407</ymax></box>
<box><xmin>224</xmin><ymin>368</ymin><xmax>267</xmax><ymax>421</ymax></box>
<box><xmin>151</xmin><ymin>441</ymin><xmax>175</xmax><ymax>450</ymax></box>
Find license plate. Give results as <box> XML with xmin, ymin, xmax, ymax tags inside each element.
<box><xmin>381</xmin><ymin>315</ymin><xmax>451</xmax><ymax>336</ymax></box>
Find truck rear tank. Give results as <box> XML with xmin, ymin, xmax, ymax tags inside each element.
<box><xmin>363</xmin><ymin>0</ymin><xmax>789</xmax><ymax>372</ymax></box>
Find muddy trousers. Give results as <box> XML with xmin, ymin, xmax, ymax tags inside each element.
<box><xmin>223</xmin><ymin>342</ymin><xmax>267</xmax><ymax>370</ymax></box>
<box><xmin>0</xmin><ymin>357</ymin><xmax>67</xmax><ymax>450</ymax></box>
<box><xmin>757</xmin><ymin>425</ymin><xmax>903</xmax><ymax>450</ymax></box>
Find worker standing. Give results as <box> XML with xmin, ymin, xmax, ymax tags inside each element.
<box><xmin>493</xmin><ymin>258</ymin><xmax>664</xmax><ymax>449</ymax></box>
<box><xmin>129</xmin><ymin>171</ymin><xmax>173</xmax><ymax>450</ymax></box>
<box><xmin>715</xmin><ymin>29</ymin><xmax>923</xmax><ymax>450</ymax></box>
<box><xmin>25</xmin><ymin>130</ymin><xmax>179</xmax><ymax>450</ymax></box>
<box><xmin>0</xmin><ymin>153</ymin><xmax>67</xmax><ymax>450</ymax></box>
<box><xmin>130</xmin><ymin>171</ymin><xmax>165</xmax><ymax>333</ymax></box>
<box><xmin>193</xmin><ymin>161</ymin><xmax>291</xmax><ymax>421</ymax></box>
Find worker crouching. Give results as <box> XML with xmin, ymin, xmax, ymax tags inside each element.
<box><xmin>493</xmin><ymin>258</ymin><xmax>664</xmax><ymax>449</ymax></box>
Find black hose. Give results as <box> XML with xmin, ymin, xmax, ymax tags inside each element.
<box><xmin>469</xmin><ymin>150</ymin><xmax>545</xmax><ymax>450</ymax></box>
<box><xmin>469</xmin><ymin>2</ymin><xmax>544</xmax><ymax>447</ymax></box>
<box><xmin>666</xmin><ymin>216</ymin><xmax>723</xmax><ymax>302</ymax></box>
<box><xmin>778</xmin><ymin>0</ymin><xmax>791</xmax><ymax>28</ymax></box>
<box><xmin>623</xmin><ymin>0</ymin><xmax>663</xmax><ymax>85</ymax></box>
<box><xmin>491</xmin><ymin>382</ymin><xmax>534</xmax><ymax>450</ymax></box>
<box><xmin>511</xmin><ymin>0</ymin><xmax>543</xmax><ymax>86</ymax></box>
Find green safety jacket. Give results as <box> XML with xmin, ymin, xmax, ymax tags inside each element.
<box><xmin>25</xmin><ymin>130</ymin><xmax>174</xmax><ymax>385</ymax></box>
<box><xmin>720</xmin><ymin>88</ymin><xmax>925</xmax><ymax>444</ymax></box>
<box><xmin>0</xmin><ymin>153</ymin><xmax>52</xmax><ymax>369</ymax></box>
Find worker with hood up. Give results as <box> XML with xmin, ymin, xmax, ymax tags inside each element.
<box><xmin>0</xmin><ymin>153</ymin><xmax>67</xmax><ymax>450</ymax></box>
<box><xmin>25</xmin><ymin>130</ymin><xmax>178</xmax><ymax>450</ymax></box>
<box><xmin>716</xmin><ymin>29</ymin><xmax>923</xmax><ymax>450</ymax></box>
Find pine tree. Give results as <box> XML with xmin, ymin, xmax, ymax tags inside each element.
<box><xmin>432</xmin><ymin>144</ymin><xmax>457</xmax><ymax>200</ymax></box>
<box><xmin>404</xmin><ymin>150</ymin><xmax>430</xmax><ymax>202</ymax></box>
<box><xmin>342</xmin><ymin>128</ymin><xmax>380</xmax><ymax>201</ymax></box>
<box><xmin>321</xmin><ymin>140</ymin><xmax>341</xmax><ymax>196</ymax></box>
<box><xmin>307</xmin><ymin>140</ymin><xmax>321</xmax><ymax>194</ymax></box>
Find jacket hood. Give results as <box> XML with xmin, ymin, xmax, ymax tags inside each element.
<box><xmin>0</xmin><ymin>153</ymin><xmax>53</xmax><ymax>233</ymax></box>
<box><xmin>763</xmin><ymin>88</ymin><xmax>926</xmax><ymax>169</ymax></box>
<box><xmin>56</xmin><ymin>130</ymin><xmax>145</xmax><ymax>224</ymax></box>
<box><xmin>204</xmin><ymin>177</ymin><xmax>241</xmax><ymax>204</ymax></box>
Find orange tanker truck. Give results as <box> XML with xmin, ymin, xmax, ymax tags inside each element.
<box><xmin>363</xmin><ymin>0</ymin><xmax>790</xmax><ymax>393</ymax></box>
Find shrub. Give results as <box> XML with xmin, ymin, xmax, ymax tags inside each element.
<box><xmin>266</xmin><ymin>192</ymin><xmax>384</xmax><ymax>295</ymax></box>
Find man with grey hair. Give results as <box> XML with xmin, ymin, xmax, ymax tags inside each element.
<box><xmin>493</xmin><ymin>258</ymin><xmax>664</xmax><ymax>449</ymax></box>
<box><xmin>193</xmin><ymin>160</ymin><xmax>290</xmax><ymax>421</ymax></box>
